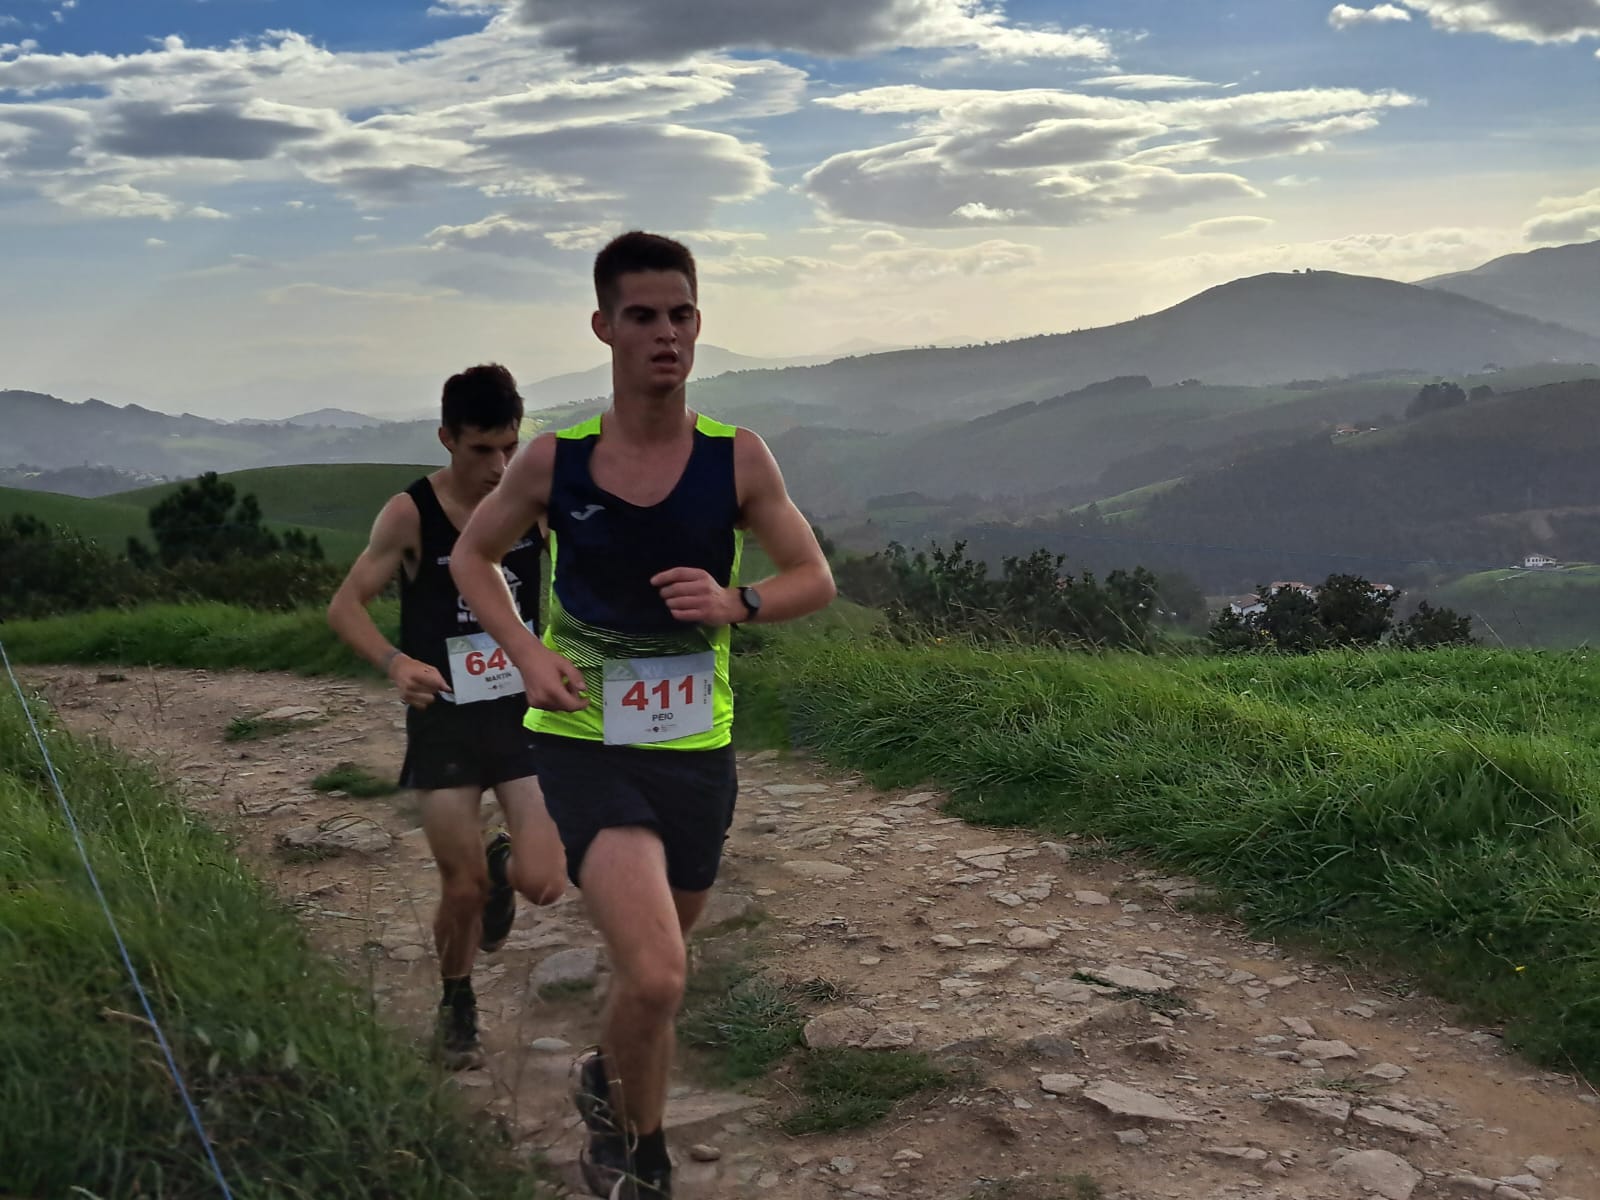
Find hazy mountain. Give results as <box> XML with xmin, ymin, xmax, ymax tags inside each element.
<box><xmin>237</xmin><ymin>407</ymin><xmax>385</xmax><ymax>429</ymax></box>
<box><xmin>972</xmin><ymin>378</ymin><xmax>1600</xmax><ymax>595</ymax></box>
<box><xmin>525</xmin><ymin>343</ymin><xmax>845</xmax><ymax>409</ymax></box>
<box><xmin>1423</xmin><ymin>240</ymin><xmax>1600</xmax><ymax>338</ymax></box>
<box><xmin>0</xmin><ymin>389</ymin><xmax>443</xmax><ymax>476</ymax></box>
<box><xmin>686</xmin><ymin>271</ymin><xmax>1600</xmax><ymax>435</ymax></box>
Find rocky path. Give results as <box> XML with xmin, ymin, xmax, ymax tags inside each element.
<box><xmin>23</xmin><ymin>666</ymin><xmax>1599</xmax><ymax>1200</ymax></box>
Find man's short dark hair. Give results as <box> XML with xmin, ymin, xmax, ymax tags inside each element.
<box><xmin>440</xmin><ymin>363</ymin><xmax>522</xmax><ymax>436</ymax></box>
<box><xmin>594</xmin><ymin>231</ymin><xmax>698</xmax><ymax>316</ymax></box>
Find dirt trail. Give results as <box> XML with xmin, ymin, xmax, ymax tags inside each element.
<box><xmin>23</xmin><ymin>666</ymin><xmax>1600</xmax><ymax>1200</ymax></box>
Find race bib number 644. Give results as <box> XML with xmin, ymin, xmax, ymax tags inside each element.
<box><xmin>602</xmin><ymin>652</ymin><xmax>715</xmax><ymax>745</ymax></box>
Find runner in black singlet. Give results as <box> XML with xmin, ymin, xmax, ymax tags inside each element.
<box><xmin>327</xmin><ymin>364</ymin><xmax>566</xmax><ymax>1070</ymax></box>
<box><xmin>451</xmin><ymin>236</ymin><xmax>836</xmax><ymax>1199</ymax></box>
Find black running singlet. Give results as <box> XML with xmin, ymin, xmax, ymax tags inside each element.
<box><xmin>398</xmin><ymin>477</ymin><xmax>542</xmax><ymax>692</ymax></box>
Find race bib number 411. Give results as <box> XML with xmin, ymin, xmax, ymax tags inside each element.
<box><xmin>444</xmin><ymin>623</ymin><xmax>534</xmax><ymax>705</ymax></box>
<box><xmin>602</xmin><ymin>652</ymin><xmax>715</xmax><ymax>746</ymax></box>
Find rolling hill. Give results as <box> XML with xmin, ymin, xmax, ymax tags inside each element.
<box><xmin>1424</xmin><ymin>239</ymin><xmax>1600</xmax><ymax>338</ymax></box>
<box><xmin>1008</xmin><ymin>378</ymin><xmax>1600</xmax><ymax>595</ymax></box>
<box><xmin>684</xmin><ymin>270</ymin><xmax>1600</xmax><ymax>436</ymax></box>
<box><xmin>1432</xmin><ymin>563</ymin><xmax>1600</xmax><ymax>648</ymax></box>
<box><xmin>117</xmin><ymin>463</ymin><xmax>431</xmax><ymax>542</ymax></box>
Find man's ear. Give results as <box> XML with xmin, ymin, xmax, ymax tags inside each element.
<box><xmin>591</xmin><ymin>308</ymin><xmax>612</xmax><ymax>345</ymax></box>
<box><xmin>437</xmin><ymin>425</ymin><xmax>453</xmax><ymax>453</ymax></box>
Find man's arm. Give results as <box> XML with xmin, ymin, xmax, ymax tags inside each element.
<box><xmin>452</xmin><ymin>436</ymin><xmax>587</xmax><ymax>710</ymax></box>
<box><xmin>327</xmin><ymin>495</ymin><xmax>449</xmax><ymax>707</ymax></box>
<box><xmin>654</xmin><ymin>428</ymin><xmax>835</xmax><ymax>626</ymax></box>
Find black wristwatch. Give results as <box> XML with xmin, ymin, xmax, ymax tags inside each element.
<box><xmin>736</xmin><ymin>585</ymin><xmax>762</xmax><ymax>625</ymax></box>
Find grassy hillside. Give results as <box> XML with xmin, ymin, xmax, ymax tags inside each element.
<box><xmin>0</xmin><ymin>686</ymin><xmax>551</xmax><ymax>1197</ymax></box>
<box><xmin>1433</xmin><ymin>564</ymin><xmax>1600</xmax><ymax>648</ymax></box>
<box><xmin>2</xmin><ymin>481</ymin><xmax>369</xmax><ymax>563</ymax></box>
<box><xmin>119</xmin><ymin>463</ymin><xmax>432</xmax><ymax>539</ymax></box>
<box><xmin>0</xmin><ymin>486</ymin><xmax>152</xmax><ymax>547</ymax></box>
<box><xmin>1007</xmin><ymin>378</ymin><xmax>1600</xmax><ymax>599</ymax></box>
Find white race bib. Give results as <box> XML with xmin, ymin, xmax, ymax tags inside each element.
<box><xmin>444</xmin><ymin>623</ymin><xmax>534</xmax><ymax>705</ymax></box>
<box><xmin>602</xmin><ymin>652</ymin><xmax>716</xmax><ymax>746</ymax></box>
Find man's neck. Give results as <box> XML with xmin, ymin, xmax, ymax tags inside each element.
<box><xmin>607</xmin><ymin>386</ymin><xmax>693</xmax><ymax>445</ymax></box>
<box><xmin>432</xmin><ymin>466</ymin><xmax>480</xmax><ymax>514</ymax></box>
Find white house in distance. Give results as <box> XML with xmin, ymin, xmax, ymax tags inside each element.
<box><xmin>1521</xmin><ymin>553</ymin><xmax>1560</xmax><ymax>570</ymax></box>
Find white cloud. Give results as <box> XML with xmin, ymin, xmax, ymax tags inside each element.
<box><xmin>1396</xmin><ymin>0</ymin><xmax>1600</xmax><ymax>43</ymax></box>
<box><xmin>1524</xmin><ymin>185</ymin><xmax>1600</xmax><ymax>243</ymax></box>
<box><xmin>0</xmin><ymin>25</ymin><xmax>793</xmax><ymax>224</ymax></box>
<box><xmin>806</xmin><ymin>84</ymin><xmax>1412</xmax><ymax>228</ymax></box>
<box><xmin>1166</xmin><ymin>215</ymin><xmax>1276</xmax><ymax>239</ymax></box>
<box><xmin>1078</xmin><ymin>73</ymin><xmax>1222</xmax><ymax>91</ymax></box>
<box><xmin>512</xmin><ymin>0</ymin><xmax>1110</xmax><ymax>64</ymax></box>
<box><xmin>47</xmin><ymin>182</ymin><xmax>184</xmax><ymax>219</ymax></box>
<box><xmin>1328</xmin><ymin>4</ymin><xmax>1413</xmax><ymax>29</ymax></box>
<box><xmin>144</xmin><ymin>236</ymin><xmax>166</xmax><ymax>247</ymax></box>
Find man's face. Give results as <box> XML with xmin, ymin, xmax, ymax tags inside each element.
<box><xmin>440</xmin><ymin>422</ymin><xmax>519</xmax><ymax>496</ymax></box>
<box><xmin>594</xmin><ymin>270</ymin><xmax>700</xmax><ymax>397</ymax></box>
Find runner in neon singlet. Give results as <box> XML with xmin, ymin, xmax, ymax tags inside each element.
<box><xmin>327</xmin><ymin>364</ymin><xmax>566</xmax><ymax>1070</ymax></box>
<box><xmin>451</xmin><ymin>234</ymin><xmax>836</xmax><ymax>1199</ymax></box>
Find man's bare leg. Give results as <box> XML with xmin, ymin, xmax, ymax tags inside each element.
<box><xmin>418</xmin><ymin>786</ymin><xmax>496</xmax><ymax>1068</ymax></box>
<box><xmin>420</xmin><ymin>787</ymin><xmax>491</xmax><ymax>976</ymax></box>
<box><xmin>493</xmin><ymin>775</ymin><xmax>567</xmax><ymax>906</ymax></box>
<box><xmin>580</xmin><ymin>826</ymin><xmax>687</xmax><ymax>1139</ymax></box>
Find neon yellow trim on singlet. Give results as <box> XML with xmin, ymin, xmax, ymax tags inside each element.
<box><xmin>525</xmin><ymin>411</ymin><xmax>740</xmax><ymax>749</ymax></box>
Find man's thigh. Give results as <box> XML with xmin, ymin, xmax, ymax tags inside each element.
<box><xmin>419</xmin><ymin>786</ymin><xmax>488</xmax><ymax>879</ymax></box>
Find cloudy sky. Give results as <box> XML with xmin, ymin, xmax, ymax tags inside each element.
<box><xmin>1</xmin><ymin>0</ymin><xmax>1596</xmax><ymax>418</ymax></box>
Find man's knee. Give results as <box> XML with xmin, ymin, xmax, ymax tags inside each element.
<box><xmin>439</xmin><ymin>869</ymin><xmax>490</xmax><ymax>912</ymax></box>
<box><xmin>614</xmin><ymin>948</ymin><xmax>687</xmax><ymax>1015</ymax></box>
<box><xmin>509</xmin><ymin>858</ymin><xmax>565</xmax><ymax>907</ymax></box>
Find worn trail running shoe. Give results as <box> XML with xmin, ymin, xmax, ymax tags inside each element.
<box><xmin>432</xmin><ymin>999</ymin><xmax>484</xmax><ymax>1072</ymax></box>
<box><xmin>574</xmin><ymin>1049</ymin><xmax>629</xmax><ymax>1196</ymax></box>
<box><xmin>480</xmin><ymin>831</ymin><xmax>514</xmax><ymax>952</ymax></box>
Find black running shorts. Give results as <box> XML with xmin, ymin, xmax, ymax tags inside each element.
<box><xmin>529</xmin><ymin>733</ymin><xmax>738</xmax><ymax>894</ymax></box>
<box><xmin>399</xmin><ymin>695</ymin><xmax>540</xmax><ymax>792</ymax></box>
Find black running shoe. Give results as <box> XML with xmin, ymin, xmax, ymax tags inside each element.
<box><xmin>480</xmin><ymin>831</ymin><xmax>514</xmax><ymax>952</ymax></box>
<box><xmin>574</xmin><ymin>1049</ymin><xmax>627</xmax><ymax>1196</ymax></box>
<box><xmin>433</xmin><ymin>1000</ymin><xmax>484</xmax><ymax>1072</ymax></box>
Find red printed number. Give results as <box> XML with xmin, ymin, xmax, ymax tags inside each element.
<box><xmin>622</xmin><ymin>675</ymin><xmax>697</xmax><ymax>711</ymax></box>
<box><xmin>464</xmin><ymin>647</ymin><xmax>508</xmax><ymax>677</ymax></box>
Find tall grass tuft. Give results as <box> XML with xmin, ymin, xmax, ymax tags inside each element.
<box><xmin>0</xmin><ymin>684</ymin><xmax>551</xmax><ymax>1198</ymax></box>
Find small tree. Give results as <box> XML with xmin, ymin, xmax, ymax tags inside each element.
<box><xmin>1406</xmin><ymin>381</ymin><xmax>1467</xmax><ymax>420</ymax></box>
<box><xmin>1256</xmin><ymin>585</ymin><xmax>1328</xmax><ymax>654</ymax></box>
<box><xmin>1392</xmin><ymin>601</ymin><xmax>1476</xmax><ymax>649</ymax></box>
<box><xmin>1315</xmin><ymin>573</ymin><xmax>1395</xmax><ymax>646</ymax></box>
<box><xmin>147</xmin><ymin>472</ymin><xmax>283</xmax><ymax>566</ymax></box>
<box><xmin>1207</xmin><ymin>606</ymin><xmax>1260</xmax><ymax>653</ymax></box>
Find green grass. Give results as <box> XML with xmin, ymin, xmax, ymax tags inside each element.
<box><xmin>226</xmin><ymin>714</ymin><xmax>318</xmax><ymax>742</ymax></box>
<box><xmin>680</xmin><ymin>960</ymin><xmax>805</xmax><ymax>1085</ymax></box>
<box><xmin>312</xmin><ymin>762</ymin><xmax>399</xmax><ymax>798</ymax></box>
<box><xmin>781</xmin><ymin>1048</ymin><xmax>959</xmax><ymax>1134</ymax></box>
<box><xmin>2</xmin><ymin>481</ymin><xmax>367</xmax><ymax>563</ymax></box>
<box><xmin>0</xmin><ymin>485</ymin><xmax>153</xmax><ymax>546</ymax></box>
<box><xmin>0</xmin><ymin>687</ymin><xmax>553</xmax><ymax>1198</ymax></box>
<box><xmin>0</xmin><ymin>601</ymin><xmax>397</xmax><ymax>677</ymax></box>
<box><xmin>117</xmin><ymin>463</ymin><xmax>431</xmax><ymax>543</ymax></box>
<box><xmin>738</xmin><ymin>637</ymin><xmax>1600</xmax><ymax>1077</ymax></box>
<box><xmin>1434</xmin><ymin>564</ymin><xmax>1600</xmax><ymax>648</ymax></box>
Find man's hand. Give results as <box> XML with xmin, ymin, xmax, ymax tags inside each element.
<box><xmin>388</xmin><ymin>653</ymin><xmax>449</xmax><ymax>709</ymax></box>
<box><xmin>652</xmin><ymin>567</ymin><xmax>743</xmax><ymax>626</ymax></box>
<box><xmin>519</xmin><ymin>647</ymin><xmax>589</xmax><ymax>712</ymax></box>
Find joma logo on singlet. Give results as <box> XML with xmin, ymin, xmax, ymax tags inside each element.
<box><xmin>570</xmin><ymin>504</ymin><xmax>604</xmax><ymax>521</ymax></box>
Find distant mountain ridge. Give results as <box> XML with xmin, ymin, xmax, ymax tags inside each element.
<box><xmin>1423</xmin><ymin>239</ymin><xmax>1600</xmax><ymax>338</ymax></box>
